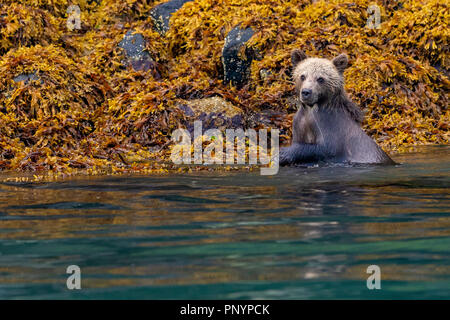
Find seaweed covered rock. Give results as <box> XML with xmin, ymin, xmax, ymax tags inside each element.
<box><xmin>0</xmin><ymin>45</ymin><xmax>108</xmax><ymax>119</ymax></box>
<box><xmin>1</xmin><ymin>0</ymin><xmax>98</xmax><ymax>17</ymax></box>
<box><xmin>222</xmin><ymin>26</ymin><xmax>256</xmax><ymax>88</ymax></box>
<box><xmin>0</xmin><ymin>45</ymin><xmax>110</xmax><ymax>170</ymax></box>
<box><xmin>104</xmin><ymin>80</ymin><xmax>184</xmax><ymax>148</ymax></box>
<box><xmin>0</xmin><ymin>3</ymin><xmax>61</xmax><ymax>54</ymax></box>
<box><xmin>150</xmin><ymin>0</ymin><xmax>193</xmax><ymax>36</ymax></box>
<box><xmin>382</xmin><ymin>0</ymin><xmax>449</xmax><ymax>69</ymax></box>
<box><xmin>178</xmin><ymin>96</ymin><xmax>244</xmax><ymax>134</ymax></box>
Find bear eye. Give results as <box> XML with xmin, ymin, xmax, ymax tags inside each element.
<box><xmin>300</xmin><ymin>75</ymin><xmax>306</xmax><ymax>81</ymax></box>
<box><xmin>317</xmin><ymin>77</ymin><xmax>325</xmax><ymax>84</ymax></box>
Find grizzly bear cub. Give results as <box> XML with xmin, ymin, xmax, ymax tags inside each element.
<box><xmin>279</xmin><ymin>49</ymin><xmax>395</xmax><ymax>166</ymax></box>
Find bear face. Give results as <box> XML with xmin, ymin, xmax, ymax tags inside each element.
<box><xmin>291</xmin><ymin>50</ymin><xmax>349</xmax><ymax>106</ymax></box>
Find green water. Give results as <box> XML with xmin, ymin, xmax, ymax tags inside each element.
<box><xmin>0</xmin><ymin>145</ymin><xmax>449</xmax><ymax>299</ymax></box>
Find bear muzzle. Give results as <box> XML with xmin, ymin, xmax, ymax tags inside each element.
<box><xmin>300</xmin><ymin>88</ymin><xmax>317</xmax><ymax>106</ymax></box>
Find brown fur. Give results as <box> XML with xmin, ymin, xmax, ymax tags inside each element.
<box><xmin>293</xmin><ymin>104</ymin><xmax>324</xmax><ymax>144</ymax></box>
<box><xmin>279</xmin><ymin>50</ymin><xmax>394</xmax><ymax>165</ymax></box>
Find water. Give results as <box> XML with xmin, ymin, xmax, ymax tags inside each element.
<box><xmin>0</xmin><ymin>145</ymin><xmax>448</xmax><ymax>299</ymax></box>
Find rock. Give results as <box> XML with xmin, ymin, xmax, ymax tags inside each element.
<box><xmin>118</xmin><ymin>30</ymin><xmax>154</xmax><ymax>72</ymax></box>
<box><xmin>178</xmin><ymin>96</ymin><xmax>244</xmax><ymax>134</ymax></box>
<box><xmin>222</xmin><ymin>26</ymin><xmax>255</xmax><ymax>88</ymax></box>
<box><xmin>13</xmin><ymin>72</ymin><xmax>42</xmax><ymax>85</ymax></box>
<box><xmin>3</xmin><ymin>72</ymin><xmax>43</xmax><ymax>99</ymax></box>
<box><xmin>150</xmin><ymin>0</ymin><xmax>193</xmax><ymax>36</ymax></box>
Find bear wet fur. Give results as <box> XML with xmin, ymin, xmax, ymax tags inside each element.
<box><xmin>279</xmin><ymin>50</ymin><xmax>395</xmax><ymax>166</ymax></box>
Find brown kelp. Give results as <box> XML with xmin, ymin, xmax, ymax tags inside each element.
<box><xmin>0</xmin><ymin>0</ymin><xmax>448</xmax><ymax>174</ymax></box>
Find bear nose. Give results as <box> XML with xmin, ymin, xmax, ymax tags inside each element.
<box><xmin>301</xmin><ymin>89</ymin><xmax>312</xmax><ymax>98</ymax></box>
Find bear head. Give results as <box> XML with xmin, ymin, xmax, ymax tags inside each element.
<box><xmin>291</xmin><ymin>49</ymin><xmax>349</xmax><ymax>107</ymax></box>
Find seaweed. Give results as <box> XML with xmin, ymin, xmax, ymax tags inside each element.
<box><xmin>0</xmin><ymin>0</ymin><xmax>448</xmax><ymax>174</ymax></box>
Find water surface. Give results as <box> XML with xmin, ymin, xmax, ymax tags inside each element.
<box><xmin>0</xmin><ymin>145</ymin><xmax>449</xmax><ymax>299</ymax></box>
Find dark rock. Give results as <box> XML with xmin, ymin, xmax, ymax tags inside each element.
<box><xmin>150</xmin><ymin>0</ymin><xmax>193</xmax><ymax>36</ymax></box>
<box><xmin>1</xmin><ymin>72</ymin><xmax>42</xmax><ymax>101</ymax></box>
<box><xmin>178</xmin><ymin>96</ymin><xmax>245</xmax><ymax>134</ymax></box>
<box><xmin>13</xmin><ymin>72</ymin><xmax>42</xmax><ymax>85</ymax></box>
<box><xmin>222</xmin><ymin>26</ymin><xmax>255</xmax><ymax>88</ymax></box>
<box><xmin>178</xmin><ymin>104</ymin><xmax>195</xmax><ymax>117</ymax></box>
<box><xmin>118</xmin><ymin>30</ymin><xmax>154</xmax><ymax>72</ymax></box>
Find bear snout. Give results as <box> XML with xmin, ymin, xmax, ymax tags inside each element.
<box><xmin>301</xmin><ymin>88</ymin><xmax>312</xmax><ymax>98</ymax></box>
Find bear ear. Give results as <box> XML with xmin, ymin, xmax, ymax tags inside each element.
<box><xmin>332</xmin><ymin>53</ymin><xmax>348</xmax><ymax>73</ymax></box>
<box><xmin>291</xmin><ymin>49</ymin><xmax>307</xmax><ymax>67</ymax></box>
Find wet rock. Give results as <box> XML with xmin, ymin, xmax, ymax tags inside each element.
<box><xmin>178</xmin><ymin>96</ymin><xmax>244</xmax><ymax>134</ymax></box>
<box><xmin>2</xmin><ymin>72</ymin><xmax>43</xmax><ymax>99</ymax></box>
<box><xmin>118</xmin><ymin>30</ymin><xmax>153</xmax><ymax>72</ymax></box>
<box><xmin>150</xmin><ymin>0</ymin><xmax>193</xmax><ymax>36</ymax></box>
<box><xmin>13</xmin><ymin>72</ymin><xmax>42</xmax><ymax>85</ymax></box>
<box><xmin>222</xmin><ymin>26</ymin><xmax>255</xmax><ymax>88</ymax></box>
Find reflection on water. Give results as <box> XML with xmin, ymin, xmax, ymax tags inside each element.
<box><xmin>0</xmin><ymin>145</ymin><xmax>449</xmax><ymax>299</ymax></box>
